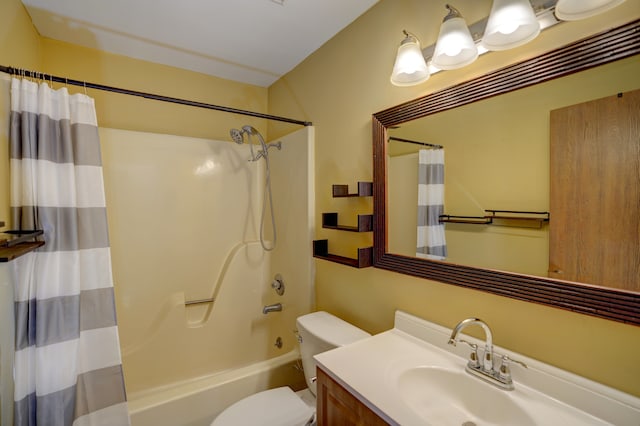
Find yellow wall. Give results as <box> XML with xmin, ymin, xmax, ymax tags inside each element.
<box><xmin>0</xmin><ymin>0</ymin><xmax>41</xmax><ymax>230</ymax></box>
<box><xmin>269</xmin><ymin>0</ymin><xmax>640</xmax><ymax>397</ymax></box>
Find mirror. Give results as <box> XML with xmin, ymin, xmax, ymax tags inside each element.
<box><xmin>372</xmin><ymin>20</ymin><xmax>640</xmax><ymax>326</ymax></box>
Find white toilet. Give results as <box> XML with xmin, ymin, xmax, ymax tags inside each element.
<box><xmin>211</xmin><ymin>311</ymin><xmax>371</xmax><ymax>426</ymax></box>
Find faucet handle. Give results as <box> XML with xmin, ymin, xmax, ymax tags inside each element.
<box><xmin>498</xmin><ymin>354</ymin><xmax>527</xmax><ymax>381</ymax></box>
<box><xmin>458</xmin><ymin>339</ymin><xmax>480</xmax><ymax>368</ymax></box>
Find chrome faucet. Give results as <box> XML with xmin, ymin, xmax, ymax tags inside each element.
<box><xmin>449</xmin><ymin>317</ymin><xmax>494</xmax><ymax>372</ymax></box>
<box><xmin>262</xmin><ymin>303</ymin><xmax>282</xmax><ymax>314</ymax></box>
<box><xmin>448</xmin><ymin>317</ymin><xmax>526</xmax><ymax>390</ymax></box>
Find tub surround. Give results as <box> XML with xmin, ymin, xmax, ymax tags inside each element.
<box><xmin>315</xmin><ymin>310</ymin><xmax>640</xmax><ymax>425</ymax></box>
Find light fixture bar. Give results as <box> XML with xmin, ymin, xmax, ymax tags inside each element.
<box><xmin>423</xmin><ymin>0</ymin><xmax>561</xmax><ymax>74</ymax></box>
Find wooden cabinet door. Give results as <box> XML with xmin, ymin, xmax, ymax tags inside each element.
<box><xmin>316</xmin><ymin>367</ymin><xmax>389</xmax><ymax>426</ymax></box>
<box><xmin>549</xmin><ymin>89</ymin><xmax>640</xmax><ymax>291</ymax></box>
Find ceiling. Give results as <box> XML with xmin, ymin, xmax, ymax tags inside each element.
<box><xmin>20</xmin><ymin>0</ymin><xmax>379</xmax><ymax>87</ymax></box>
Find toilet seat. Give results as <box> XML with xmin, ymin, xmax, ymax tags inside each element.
<box><xmin>211</xmin><ymin>386</ymin><xmax>315</xmax><ymax>426</ymax></box>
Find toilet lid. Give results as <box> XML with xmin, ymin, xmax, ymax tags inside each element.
<box><xmin>211</xmin><ymin>387</ymin><xmax>315</xmax><ymax>426</ymax></box>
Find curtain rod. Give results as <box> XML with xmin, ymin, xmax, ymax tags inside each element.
<box><xmin>388</xmin><ymin>136</ymin><xmax>443</xmax><ymax>149</ymax></box>
<box><xmin>0</xmin><ymin>65</ymin><xmax>312</xmax><ymax>127</ymax></box>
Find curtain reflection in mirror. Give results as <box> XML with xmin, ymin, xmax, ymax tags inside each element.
<box><xmin>417</xmin><ymin>149</ymin><xmax>447</xmax><ymax>260</ymax></box>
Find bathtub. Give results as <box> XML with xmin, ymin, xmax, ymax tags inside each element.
<box><xmin>128</xmin><ymin>349</ymin><xmax>306</xmax><ymax>426</ymax></box>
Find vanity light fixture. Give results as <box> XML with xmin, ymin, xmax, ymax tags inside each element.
<box><xmin>391</xmin><ymin>0</ymin><xmax>629</xmax><ymax>87</ymax></box>
<box><xmin>431</xmin><ymin>5</ymin><xmax>478</xmax><ymax>70</ymax></box>
<box><xmin>390</xmin><ymin>30</ymin><xmax>430</xmax><ymax>86</ymax></box>
<box><xmin>482</xmin><ymin>0</ymin><xmax>540</xmax><ymax>51</ymax></box>
<box><xmin>555</xmin><ymin>0</ymin><xmax>627</xmax><ymax>21</ymax></box>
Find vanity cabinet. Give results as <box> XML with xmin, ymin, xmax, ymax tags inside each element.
<box><xmin>316</xmin><ymin>367</ymin><xmax>388</xmax><ymax>426</ymax></box>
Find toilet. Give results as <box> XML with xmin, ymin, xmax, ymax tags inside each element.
<box><xmin>211</xmin><ymin>311</ymin><xmax>371</xmax><ymax>426</ymax></box>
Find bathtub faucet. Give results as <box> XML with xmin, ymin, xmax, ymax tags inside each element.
<box><xmin>262</xmin><ymin>303</ymin><xmax>282</xmax><ymax>314</ymax></box>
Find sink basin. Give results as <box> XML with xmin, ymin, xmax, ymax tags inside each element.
<box><xmin>397</xmin><ymin>366</ymin><xmax>536</xmax><ymax>426</ymax></box>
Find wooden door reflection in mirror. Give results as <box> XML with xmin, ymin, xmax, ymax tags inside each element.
<box><xmin>549</xmin><ymin>89</ymin><xmax>640</xmax><ymax>291</ymax></box>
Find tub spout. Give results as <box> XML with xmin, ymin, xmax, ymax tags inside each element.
<box><xmin>262</xmin><ymin>303</ymin><xmax>282</xmax><ymax>314</ymax></box>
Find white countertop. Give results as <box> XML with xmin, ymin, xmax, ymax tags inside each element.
<box><xmin>315</xmin><ymin>311</ymin><xmax>640</xmax><ymax>426</ymax></box>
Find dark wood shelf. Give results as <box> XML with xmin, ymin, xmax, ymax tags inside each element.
<box><xmin>332</xmin><ymin>182</ymin><xmax>373</xmax><ymax>198</ymax></box>
<box><xmin>0</xmin><ymin>242</ymin><xmax>45</xmax><ymax>262</ymax></box>
<box><xmin>313</xmin><ymin>240</ymin><xmax>373</xmax><ymax>268</ymax></box>
<box><xmin>439</xmin><ymin>211</ymin><xmax>549</xmax><ymax>228</ymax></box>
<box><xmin>322</xmin><ymin>213</ymin><xmax>373</xmax><ymax>232</ymax></box>
<box><xmin>318</xmin><ymin>181</ymin><xmax>373</xmax><ymax>268</ymax></box>
<box><xmin>439</xmin><ymin>215</ymin><xmax>491</xmax><ymax>225</ymax></box>
<box><xmin>0</xmin><ymin>230</ymin><xmax>45</xmax><ymax>262</ymax></box>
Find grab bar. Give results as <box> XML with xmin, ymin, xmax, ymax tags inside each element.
<box><xmin>185</xmin><ymin>297</ymin><xmax>214</xmax><ymax>306</ymax></box>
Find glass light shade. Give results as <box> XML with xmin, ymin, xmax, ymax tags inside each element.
<box><xmin>390</xmin><ymin>34</ymin><xmax>430</xmax><ymax>86</ymax></box>
<box><xmin>555</xmin><ymin>0</ymin><xmax>626</xmax><ymax>21</ymax></box>
<box><xmin>481</xmin><ymin>0</ymin><xmax>541</xmax><ymax>51</ymax></box>
<box><xmin>432</xmin><ymin>16</ymin><xmax>478</xmax><ymax>70</ymax></box>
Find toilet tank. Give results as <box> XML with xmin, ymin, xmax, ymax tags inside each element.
<box><xmin>295</xmin><ymin>311</ymin><xmax>370</xmax><ymax>395</ymax></box>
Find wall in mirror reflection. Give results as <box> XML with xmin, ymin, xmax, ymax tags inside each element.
<box><xmin>387</xmin><ymin>54</ymin><xmax>640</xmax><ymax>279</ymax></box>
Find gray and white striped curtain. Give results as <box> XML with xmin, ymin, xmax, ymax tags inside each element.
<box><xmin>9</xmin><ymin>78</ymin><xmax>130</xmax><ymax>425</ymax></box>
<box><xmin>416</xmin><ymin>148</ymin><xmax>447</xmax><ymax>260</ymax></box>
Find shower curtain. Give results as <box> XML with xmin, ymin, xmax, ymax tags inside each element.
<box><xmin>416</xmin><ymin>148</ymin><xmax>447</xmax><ymax>260</ymax></box>
<box><xmin>9</xmin><ymin>78</ymin><xmax>130</xmax><ymax>425</ymax></box>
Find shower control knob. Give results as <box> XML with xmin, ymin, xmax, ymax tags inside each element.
<box><xmin>272</xmin><ymin>274</ymin><xmax>285</xmax><ymax>295</ymax></box>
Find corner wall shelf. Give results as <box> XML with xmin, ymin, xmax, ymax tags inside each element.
<box><xmin>313</xmin><ymin>240</ymin><xmax>373</xmax><ymax>268</ymax></box>
<box><xmin>313</xmin><ymin>181</ymin><xmax>373</xmax><ymax>268</ymax></box>
<box><xmin>332</xmin><ymin>182</ymin><xmax>373</xmax><ymax>197</ymax></box>
<box><xmin>322</xmin><ymin>213</ymin><xmax>373</xmax><ymax>232</ymax></box>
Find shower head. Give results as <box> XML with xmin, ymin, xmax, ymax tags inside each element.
<box><xmin>230</xmin><ymin>128</ymin><xmax>244</xmax><ymax>144</ymax></box>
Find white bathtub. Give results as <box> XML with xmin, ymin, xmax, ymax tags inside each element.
<box><xmin>128</xmin><ymin>349</ymin><xmax>305</xmax><ymax>426</ymax></box>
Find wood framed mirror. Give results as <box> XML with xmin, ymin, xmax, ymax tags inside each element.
<box><xmin>372</xmin><ymin>19</ymin><xmax>640</xmax><ymax>326</ymax></box>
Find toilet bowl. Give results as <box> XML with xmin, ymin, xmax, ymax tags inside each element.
<box><xmin>211</xmin><ymin>311</ymin><xmax>370</xmax><ymax>426</ymax></box>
